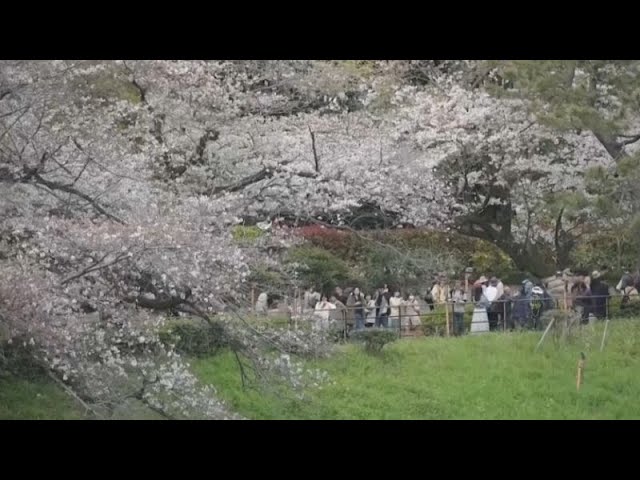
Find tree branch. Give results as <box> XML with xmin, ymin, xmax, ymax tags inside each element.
<box><xmin>22</xmin><ymin>168</ymin><xmax>125</xmax><ymax>224</ymax></box>
<box><xmin>210</xmin><ymin>168</ymin><xmax>274</xmax><ymax>195</ymax></box>
<box><xmin>308</xmin><ymin>125</ymin><xmax>320</xmax><ymax>173</ymax></box>
<box><xmin>619</xmin><ymin>133</ymin><xmax>640</xmax><ymax>146</ymax></box>
<box><xmin>208</xmin><ymin>160</ymin><xmax>319</xmax><ymax>196</ymax></box>
<box><xmin>61</xmin><ymin>252</ymin><xmax>130</xmax><ymax>285</ymax></box>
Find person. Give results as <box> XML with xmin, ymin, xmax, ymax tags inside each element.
<box><xmin>485</xmin><ymin>277</ymin><xmax>500</xmax><ymax>331</ymax></box>
<box><xmin>329</xmin><ymin>296</ymin><xmax>348</xmax><ymax>337</ymax></box>
<box><xmin>571</xmin><ymin>275</ymin><xmax>591</xmax><ymax>324</ymax></box>
<box><xmin>450</xmin><ymin>281</ymin><xmax>467</xmax><ymax>336</ymax></box>
<box><xmin>364</xmin><ymin>294</ymin><xmax>377</xmax><ymax>327</ymax></box>
<box><xmin>347</xmin><ymin>287</ymin><xmax>365</xmax><ymax>331</ymax></box>
<box><xmin>424</xmin><ymin>282</ymin><xmax>437</xmax><ymax>311</ymax></box>
<box><xmin>470</xmin><ymin>284</ymin><xmax>490</xmax><ymax>334</ymax></box>
<box><xmin>512</xmin><ymin>280</ymin><xmax>534</xmax><ymax>329</ymax></box>
<box><xmin>496</xmin><ymin>286</ymin><xmax>513</xmax><ymax>330</ymax></box>
<box><xmin>303</xmin><ymin>287</ymin><xmax>321</xmax><ymax>313</ymax></box>
<box><xmin>431</xmin><ymin>278</ymin><xmax>448</xmax><ymax>306</ymax></box>
<box><xmin>530</xmin><ymin>286</ymin><xmax>546</xmax><ymax>329</ymax></box>
<box><xmin>589</xmin><ymin>270</ymin><xmax>610</xmax><ymax>320</ymax></box>
<box><xmin>404</xmin><ymin>295</ymin><xmax>422</xmax><ymax>332</ymax></box>
<box><xmin>313</xmin><ymin>295</ymin><xmax>335</xmax><ymax>330</ymax></box>
<box><xmin>375</xmin><ymin>286</ymin><xmax>390</xmax><ymax>328</ymax></box>
<box><xmin>389</xmin><ymin>291</ymin><xmax>403</xmax><ymax>330</ymax></box>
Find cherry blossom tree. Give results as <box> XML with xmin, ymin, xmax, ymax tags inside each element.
<box><xmin>1</xmin><ymin>59</ymin><xmax>631</xmax><ymax>418</ymax></box>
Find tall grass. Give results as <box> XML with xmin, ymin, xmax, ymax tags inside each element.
<box><xmin>192</xmin><ymin>318</ymin><xmax>640</xmax><ymax>419</ymax></box>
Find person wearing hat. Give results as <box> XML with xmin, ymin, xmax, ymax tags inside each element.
<box><xmin>485</xmin><ymin>277</ymin><xmax>500</xmax><ymax>331</ymax></box>
<box><xmin>590</xmin><ymin>270</ymin><xmax>610</xmax><ymax>320</ymax></box>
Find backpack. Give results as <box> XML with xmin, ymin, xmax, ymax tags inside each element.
<box><xmin>530</xmin><ymin>287</ymin><xmax>544</xmax><ymax>318</ymax></box>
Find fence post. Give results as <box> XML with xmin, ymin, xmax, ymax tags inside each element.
<box><xmin>503</xmin><ymin>299</ymin><xmax>506</xmax><ymax>331</ymax></box>
<box><xmin>445</xmin><ymin>298</ymin><xmax>450</xmax><ymax>337</ymax></box>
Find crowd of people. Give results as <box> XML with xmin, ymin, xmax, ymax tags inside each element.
<box><xmin>307</xmin><ymin>286</ymin><xmax>423</xmax><ymax>334</ymax></box>
<box><xmin>262</xmin><ymin>267</ymin><xmax>619</xmax><ymax>337</ymax></box>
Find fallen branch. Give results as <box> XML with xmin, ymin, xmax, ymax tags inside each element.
<box><xmin>46</xmin><ymin>370</ymin><xmax>102</xmax><ymax>419</ymax></box>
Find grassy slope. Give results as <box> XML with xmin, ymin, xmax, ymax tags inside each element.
<box><xmin>0</xmin><ymin>376</ymin><xmax>88</xmax><ymax>420</ymax></box>
<box><xmin>192</xmin><ymin>319</ymin><xmax>640</xmax><ymax>420</ymax></box>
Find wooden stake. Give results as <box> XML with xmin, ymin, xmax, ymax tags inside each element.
<box><xmin>576</xmin><ymin>352</ymin><xmax>586</xmax><ymax>391</ymax></box>
<box><xmin>600</xmin><ymin>319</ymin><xmax>610</xmax><ymax>352</ymax></box>
<box><xmin>535</xmin><ymin>317</ymin><xmax>555</xmax><ymax>352</ymax></box>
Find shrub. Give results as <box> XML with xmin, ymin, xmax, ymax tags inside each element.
<box><xmin>232</xmin><ymin>225</ymin><xmax>264</xmax><ymax>244</ymax></box>
<box><xmin>350</xmin><ymin>328</ymin><xmax>398</xmax><ymax>354</ymax></box>
<box><xmin>246</xmin><ymin>265</ymin><xmax>290</xmax><ymax>306</ymax></box>
<box><xmin>420</xmin><ymin>314</ymin><xmax>449</xmax><ymax>337</ymax></box>
<box><xmin>159</xmin><ymin>318</ymin><xmax>226</xmax><ymax>357</ymax></box>
<box><xmin>256</xmin><ymin>326</ymin><xmax>334</xmax><ymax>359</ymax></box>
<box><xmin>286</xmin><ymin>245</ymin><xmax>352</xmax><ymax>293</ymax></box>
<box><xmin>0</xmin><ymin>336</ymin><xmax>46</xmax><ymax>380</ymax></box>
<box><xmin>539</xmin><ymin>309</ymin><xmax>582</xmax><ymax>345</ymax></box>
<box><xmin>296</xmin><ymin>225</ymin><xmax>361</xmax><ymax>260</ymax></box>
<box><xmin>618</xmin><ymin>301</ymin><xmax>640</xmax><ymax>318</ymax></box>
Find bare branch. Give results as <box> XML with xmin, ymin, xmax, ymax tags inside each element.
<box><xmin>71</xmin><ymin>157</ymin><xmax>91</xmax><ymax>186</ymax></box>
<box><xmin>22</xmin><ymin>168</ymin><xmax>125</xmax><ymax>224</ymax></box>
<box><xmin>519</xmin><ymin>121</ymin><xmax>535</xmax><ymax>134</ymax></box>
<box><xmin>308</xmin><ymin>125</ymin><xmax>320</xmax><ymax>173</ymax></box>
<box><xmin>620</xmin><ymin>133</ymin><xmax>640</xmax><ymax>146</ymax></box>
<box><xmin>61</xmin><ymin>252</ymin><xmax>130</xmax><ymax>285</ymax></box>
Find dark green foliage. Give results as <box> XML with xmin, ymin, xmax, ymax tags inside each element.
<box><xmin>350</xmin><ymin>328</ymin><xmax>398</xmax><ymax>354</ymax></box>
<box><xmin>159</xmin><ymin>318</ymin><xmax>226</xmax><ymax>357</ymax></box>
<box><xmin>286</xmin><ymin>245</ymin><xmax>352</xmax><ymax>293</ymax></box>
<box><xmin>0</xmin><ymin>336</ymin><xmax>46</xmax><ymax>381</ymax></box>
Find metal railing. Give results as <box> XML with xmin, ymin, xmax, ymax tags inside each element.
<box><xmin>252</xmin><ymin>292</ymin><xmax>639</xmax><ymax>339</ymax></box>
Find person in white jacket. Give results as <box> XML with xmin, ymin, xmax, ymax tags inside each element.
<box><xmin>404</xmin><ymin>295</ymin><xmax>421</xmax><ymax>330</ymax></box>
<box><xmin>389</xmin><ymin>291</ymin><xmax>403</xmax><ymax>329</ymax></box>
<box><xmin>364</xmin><ymin>294</ymin><xmax>377</xmax><ymax>327</ymax></box>
<box><xmin>314</xmin><ymin>295</ymin><xmax>335</xmax><ymax>330</ymax></box>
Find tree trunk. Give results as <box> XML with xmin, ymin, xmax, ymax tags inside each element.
<box><xmin>498</xmin><ymin>241</ymin><xmax>556</xmax><ymax>279</ymax></box>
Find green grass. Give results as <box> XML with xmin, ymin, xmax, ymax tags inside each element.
<box><xmin>191</xmin><ymin>319</ymin><xmax>640</xmax><ymax>419</ymax></box>
<box><xmin>0</xmin><ymin>376</ymin><xmax>88</xmax><ymax>420</ymax></box>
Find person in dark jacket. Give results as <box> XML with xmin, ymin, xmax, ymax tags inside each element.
<box><xmin>424</xmin><ymin>281</ymin><xmax>437</xmax><ymax>311</ymax></box>
<box><xmin>374</xmin><ymin>285</ymin><xmax>391</xmax><ymax>328</ymax></box>
<box><xmin>512</xmin><ymin>280</ymin><xmax>534</xmax><ymax>329</ymax></box>
<box><xmin>493</xmin><ymin>286</ymin><xmax>513</xmax><ymax>331</ymax></box>
<box><xmin>589</xmin><ymin>270</ymin><xmax>610</xmax><ymax>320</ymax></box>
<box><xmin>571</xmin><ymin>276</ymin><xmax>591</xmax><ymax>324</ymax></box>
